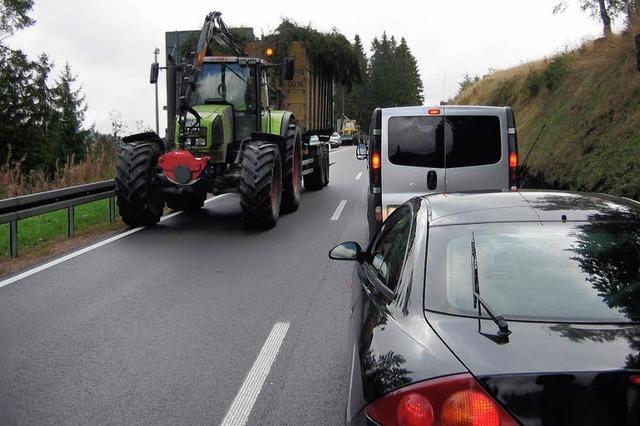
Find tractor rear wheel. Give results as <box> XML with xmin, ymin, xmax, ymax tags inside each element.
<box><xmin>281</xmin><ymin>124</ymin><xmax>303</xmax><ymax>213</ymax></box>
<box><xmin>239</xmin><ymin>142</ymin><xmax>282</xmax><ymax>229</ymax></box>
<box><xmin>116</xmin><ymin>142</ymin><xmax>163</xmax><ymax>227</ymax></box>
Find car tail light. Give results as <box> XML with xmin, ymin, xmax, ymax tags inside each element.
<box><xmin>366</xmin><ymin>374</ymin><xmax>518</xmax><ymax>426</ymax></box>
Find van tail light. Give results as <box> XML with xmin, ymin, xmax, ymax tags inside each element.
<box><xmin>375</xmin><ymin>206</ymin><xmax>383</xmax><ymax>223</ymax></box>
<box><xmin>366</xmin><ymin>374</ymin><xmax>518</xmax><ymax>426</ymax></box>
<box><xmin>370</xmin><ymin>109</ymin><xmax>382</xmax><ymax>195</ymax></box>
<box><xmin>372</xmin><ymin>152</ymin><xmax>381</xmax><ymax>170</ymax></box>
<box><xmin>509</xmin><ymin>150</ymin><xmax>518</xmax><ymax>192</ymax></box>
<box><xmin>506</xmin><ymin>108</ymin><xmax>519</xmax><ymax>192</ymax></box>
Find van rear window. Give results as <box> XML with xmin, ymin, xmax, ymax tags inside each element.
<box><xmin>388</xmin><ymin>116</ymin><xmax>444</xmax><ymax>168</ymax></box>
<box><xmin>387</xmin><ymin>115</ymin><xmax>502</xmax><ymax>168</ymax></box>
<box><xmin>445</xmin><ymin>116</ymin><xmax>502</xmax><ymax>168</ymax></box>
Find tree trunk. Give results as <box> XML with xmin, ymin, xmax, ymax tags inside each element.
<box><xmin>598</xmin><ymin>0</ymin><xmax>613</xmax><ymax>36</ymax></box>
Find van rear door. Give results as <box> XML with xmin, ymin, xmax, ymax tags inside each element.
<box><xmin>443</xmin><ymin>106</ymin><xmax>509</xmax><ymax>192</ymax></box>
<box><xmin>381</xmin><ymin>108</ymin><xmax>445</xmax><ymax>217</ymax></box>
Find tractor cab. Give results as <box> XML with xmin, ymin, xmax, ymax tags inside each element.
<box><xmin>192</xmin><ymin>56</ymin><xmax>271</xmax><ymax>142</ymax></box>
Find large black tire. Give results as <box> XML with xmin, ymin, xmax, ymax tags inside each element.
<box><xmin>304</xmin><ymin>147</ymin><xmax>324</xmax><ymax>191</ymax></box>
<box><xmin>323</xmin><ymin>145</ymin><xmax>330</xmax><ymax>187</ymax></box>
<box><xmin>281</xmin><ymin>124</ymin><xmax>303</xmax><ymax>213</ymax></box>
<box><xmin>239</xmin><ymin>142</ymin><xmax>282</xmax><ymax>229</ymax></box>
<box><xmin>167</xmin><ymin>193</ymin><xmax>206</xmax><ymax>212</ymax></box>
<box><xmin>116</xmin><ymin>142</ymin><xmax>163</xmax><ymax>227</ymax></box>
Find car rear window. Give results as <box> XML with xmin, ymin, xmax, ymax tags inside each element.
<box><xmin>445</xmin><ymin>116</ymin><xmax>502</xmax><ymax>168</ymax></box>
<box><xmin>387</xmin><ymin>116</ymin><xmax>444</xmax><ymax>168</ymax></box>
<box><xmin>387</xmin><ymin>115</ymin><xmax>501</xmax><ymax>169</ymax></box>
<box><xmin>425</xmin><ymin>222</ymin><xmax>640</xmax><ymax>322</ymax></box>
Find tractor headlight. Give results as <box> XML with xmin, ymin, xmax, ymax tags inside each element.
<box><xmin>194</xmin><ymin>138</ymin><xmax>207</xmax><ymax>147</ymax></box>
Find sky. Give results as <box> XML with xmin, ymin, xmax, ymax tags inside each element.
<box><xmin>6</xmin><ymin>0</ymin><xmax>612</xmax><ymax>136</ymax></box>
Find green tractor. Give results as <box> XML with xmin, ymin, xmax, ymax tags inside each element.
<box><xmin>116</xmin><ymin>11</ymin><xmax>330</xmax><ymax>229</ymax></box>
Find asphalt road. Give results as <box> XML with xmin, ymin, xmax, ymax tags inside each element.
<box><xmin>0</xmin><ymin>146</ymin><xmax>369</xmax><ymax>425</ymax></box>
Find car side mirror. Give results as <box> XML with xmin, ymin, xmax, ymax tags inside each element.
<box><xmin>356</xmin><ymin>142</ymin><xmax>368</xmax><ymax>160</ymax></box>
<box><xmin>150</xmin><ymin>62</ymin><xmax>160</xmax><ymax>84</ymax></box>
<box><xmin>283</xmin><ymin>57</ymin><xmax>294</xmax><ymax>81</ymax></box>
<box><xmin>329</xmin><ymin>241</ymin><xmax>364</xmax><ymax>262</ymax></box>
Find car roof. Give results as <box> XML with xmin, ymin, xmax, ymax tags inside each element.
<box><xmin>420</xmin><ymin>191</ymin><xmax>640</xmax><ymax>226</ymax></box>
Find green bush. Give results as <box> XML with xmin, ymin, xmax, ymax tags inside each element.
<box><xmin>543</xmin><ymin>55</ymin><xmax>569</xmax><ymax>91</ymax></box>
<box><xmin>525</xmin><ymin>69</ymin><xmax>543</xmax><ymax>98</ymax></box>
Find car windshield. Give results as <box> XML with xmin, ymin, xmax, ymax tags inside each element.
<box><xmin>192</xmin><ymin>63</ymin><xmax>254</xmax><ymax>111</ymax></box>
<box><xmin>425</xmin><ymin>222</ymin><xmax>640</xmax><ymax>322</ymax></box>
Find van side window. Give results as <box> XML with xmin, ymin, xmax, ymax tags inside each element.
<box><xmin>388</xmin><ymin>117</ymin><xmax>444</xmax><ymax>168</ymax></box>
<box><xmin>366</xmin><ymin>205</ymin><xmax>413</xmax><ymax>293</ymax></box>
<box><xmin>445</xmin><ymin>116</ymin><xmax>501</xmax><ymax>167</ymax></box>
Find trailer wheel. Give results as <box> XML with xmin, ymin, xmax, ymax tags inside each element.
<box><xmin>282</xmin><ymin>124</ymin><xmax>302</xmax><ymax>213</ymax></box>
<box><xmin>323</xmin><ymin>145</ymin><xmax>330</xmax><ymax>187</ymax></box>
<box><xmin>116</xmin><ymin>142</ymin><xmax>163</xmax><ymax>227</ymax></box>
<box><xmin>239</xmin><ymin>142</ymin><xmax>282</xmax><ymax>229</ymax></box>
<box><xmin>304</xmin><ymin>146</ymin><xmax>324</xmax><ymax>191</ymax></box>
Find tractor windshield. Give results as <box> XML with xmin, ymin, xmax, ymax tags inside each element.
<box><xmin>192</xmin><ymin>63</ymin><xmax>256</xmax><ymax>112</ymax></box>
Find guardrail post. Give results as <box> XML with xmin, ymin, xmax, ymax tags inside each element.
<box><xmin>67</xmin><ymin>206</ymin><xmax>75</xmax><ymax>237</ymax></box>
<box><xmin>9</xmin><ymin>220</ymin><xmax>18</xmax><ymax>258</ymax></box>
<box><xmin>108</xmin><ymin>196</ymin><xmax>116</xmax><ymax>223</ymax></box>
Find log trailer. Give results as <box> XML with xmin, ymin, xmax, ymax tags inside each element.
<box><xmin>116</xmin><ymin>11</ymin><xmax>333</xmax><ymax>229</ymax></box>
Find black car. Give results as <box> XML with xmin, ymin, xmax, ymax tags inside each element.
<box><xmin>330</xmin><ymin>191</ymin><xmax>640</xmax><ymax>426</ymax></box>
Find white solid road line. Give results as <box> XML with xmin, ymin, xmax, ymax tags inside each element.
<box><xmin>220</xmin><ymin>321</ymin><xmax>290</xmax><ymax>426</ymax></box>
<box><xmin>331</xmin><ymin>200</ymin><xmax>348</xmax><ymax>221</ymax></box>
<box><xmin>0</xmin><ymin>194</ymin><xmax>227</xmax><ymax>289</ymax></box>
<box><xmin>355</xmin><ymin>172</ymin><xmax>363</xmax><ymax>181</ymax></box>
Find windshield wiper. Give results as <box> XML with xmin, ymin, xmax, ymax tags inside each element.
<box><xmin>471</xmin><ymin>232</ymin><xmax>511</xmax><ymax>339</ymax></box>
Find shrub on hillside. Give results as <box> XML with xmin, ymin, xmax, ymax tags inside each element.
<box><xmin>525</xmin><ymin>68</ymin><xmax>543</xmax><ymax>98</ymax></box>
<box><xmin>543</xmin><ymin>55</ymin><xmax>569</xmax><ymax>91</ymax></box>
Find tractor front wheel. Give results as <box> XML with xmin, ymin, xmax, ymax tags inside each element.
<box><xmin>116</xmin><ymin>142</ymin><xmax>163</xmax><ymax>227</ymax></box>
<box><xmin>239</xmin><ymin>142</ymin><xmax>282</xmax><ymax>229</ymax></box>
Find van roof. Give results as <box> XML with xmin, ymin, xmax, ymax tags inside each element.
<box><xmin>381</xmin><ymin>105</ymin><xmax>508</xmax><ymax>114</ymax></box>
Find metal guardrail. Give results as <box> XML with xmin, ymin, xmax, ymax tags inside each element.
<box><xmin>0</xmin><ymin>180</ymin><xmax>117</xmax><ymax>258</ymax></box>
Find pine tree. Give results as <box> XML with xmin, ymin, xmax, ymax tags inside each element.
<box><xmin>394</xmin><ymin>38</ymin><xmax>424</xmax><ymax>105</ymax></box>
<box><xmin>0</xmin><ymin>0</ymin><xmax>34</xmax><ymax>41</ymax></box>
<box><xmin>52</xmin><ymin>63</ymin><xmax>88</xmax><ymax>161</ymax></box>
<box><xmin>342</xmin><ymin>35</ymin><xmax>370</xmax><ymax>130</ymax></box>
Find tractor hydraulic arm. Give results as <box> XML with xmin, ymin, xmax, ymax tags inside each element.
<box><xmin>176</xmin><ymin>11</ymin><xmax>246</xmax><ymax>148</ymax></box>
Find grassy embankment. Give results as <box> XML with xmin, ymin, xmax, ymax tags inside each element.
<box><xmin>453</xmin><ymin>25</ymin><xmax>640</xmax><ymax>200</ymax></box>
<box><xmin>0</xmin><ymin>147</ymin><xmax>122</xmax><ymax>263</ymax></box>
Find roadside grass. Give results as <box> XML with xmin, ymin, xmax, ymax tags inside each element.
<box><xmin>0</xmin><ymin>199</ymin><xmax>122</xmax><ymax>260</ymax></box>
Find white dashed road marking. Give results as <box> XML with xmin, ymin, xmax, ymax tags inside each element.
<box><xmin>355</xmin><ymin>172</ymin><xmax>363</xmax><ymax>181</ymax></box>
<box><xmin>220</xmin><ymin>321</ymin><xmax>290</xmax><ymax>426</ymax></box>
<box><xmin>331</xmin><ymin>200</ymin><xmax>348</xmax><ymax>221</ymax></box>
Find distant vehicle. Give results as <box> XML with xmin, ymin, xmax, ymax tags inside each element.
<box><xmin>330</xmin><ymin>191</ymin><xmax>640</xmax><ymax>426</ymax></box>
<box><xmin>329</xmin><ymin>132</ymin><xmax>342</xmax><ymax>148</ymax></box>
<box><xmin>339</xmin><ymin>116</ymin><xmax>362</xmax><ymax>145</ymax></box>
<box><xmin>357</xmin><ymin>105</ymin><xmax>519</xmax><ymax>235</ymax></box>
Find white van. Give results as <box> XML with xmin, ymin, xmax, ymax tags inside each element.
<box><xmin>357</xmin><ymin>105</ymin><xmax>520</xmax><ymax>235</ymax></box>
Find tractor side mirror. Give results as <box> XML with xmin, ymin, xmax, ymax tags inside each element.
<box><xmin>150</xmin><ymin>63</ymin><xmax>160</xmax><ymax>84</ymax></box>
<box><xmin>283</xmin><ymin>57</ymin><xmax>294</xmax><ymax>81</ymax></box>
<box><xmin>356</xmin><ymin>142</ymin><xmax>368</xmax><ymax>160</ymax></box>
